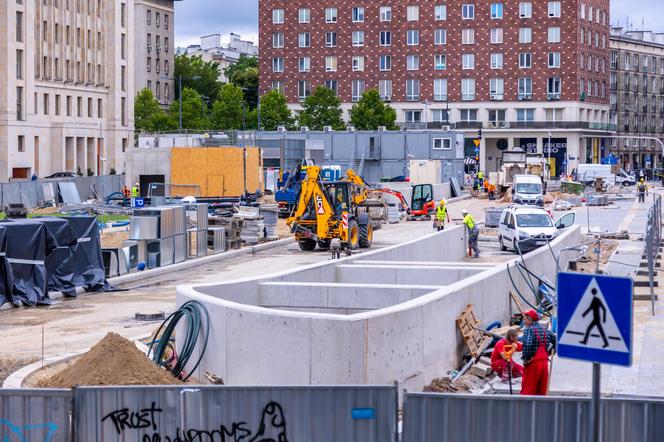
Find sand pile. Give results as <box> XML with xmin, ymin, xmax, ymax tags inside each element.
<box><xmin>37</xmin><ymin>332</ymin><xmax>181</xmax><ymax>387</ymax></box>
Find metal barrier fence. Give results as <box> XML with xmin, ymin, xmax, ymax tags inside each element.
<box><xmin>402</xmin><ymin>392</ymin><xmax>664</xmax><ymax>442</ymax></box>
<box><xmin>1</xmin><ymin>175</ymin><xmax>124</xmax><ymax>208</ymax></box>
<box><xmin>0</xmin><ymin>389</ymin><xmax>72</xmax><ymax>442</ymax></box>
<box><xmin>645</xmin><ymin>194</ymin><xmax>662</xmax><ymax>315</ymax></box>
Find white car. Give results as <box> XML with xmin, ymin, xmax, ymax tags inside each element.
<box><xmin>498</xmin><ymin>206</ymin><xmax>575</xmax><ymax>253</ymax></box>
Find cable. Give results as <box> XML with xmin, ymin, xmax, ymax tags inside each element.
<box><xmin>506</xmin><ymin>263</ymin><xmax>552</xmax><ymax>317</ymax></box>
<box><xmin>148</xmin><ymin>300</ymin><xmax>210</xmax><ymax>382</ymax></box>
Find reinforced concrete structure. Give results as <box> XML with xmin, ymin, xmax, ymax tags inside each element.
<box><xmin>1</xmin><ymin>0</ymin><xmax>134</xmax><ymax>180</ymax></box>
<box><xmin>177</xmin><ymin>225</ymin><xmax>581</xmax><ymax>391</ymax></box>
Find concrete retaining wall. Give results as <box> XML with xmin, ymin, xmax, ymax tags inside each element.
<box><xmin>177</xmin><ymin>225</ymin><xmax>581</xmax><ymax>390</ymax></box>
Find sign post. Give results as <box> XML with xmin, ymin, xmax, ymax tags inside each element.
<box><xmin>556</xmin><ymin>273</ymin><xmax>633</xmax><ymax>442</ymax></box>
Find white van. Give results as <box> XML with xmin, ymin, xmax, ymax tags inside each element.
<box><xmin>576</xmin><ymin>164</ymin><xmax>615</xmax><ymax>185</ymax></box>
<box><xmin>512</xmin><ymin>174</ymin><xmax>544</xmax><ymax>206</ymax></box>
<box><xmin>498</xmin><ymin>206</ymin><xmax>575</xmax><ymax>253</ymax></box>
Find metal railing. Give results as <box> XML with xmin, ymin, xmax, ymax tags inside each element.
<box><xmin>645</xmin><ymin>194</ymin><xmax>662</xmax><ymax>315</ymax></box>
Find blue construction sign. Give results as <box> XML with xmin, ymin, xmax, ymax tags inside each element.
<box><xmin>556</xmin><ymin>272</ymin><xmax>633</xmax><ymax>366</ymax></box>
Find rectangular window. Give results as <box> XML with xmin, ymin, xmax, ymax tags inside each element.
<box><xmin>18</xmin><ymin>135</ymin><xmax>24</xmax><ymax>153</ymax></box>
<box><xmin>432</xmin><ymin>109</ymin><xmax>449</xmax><ymax>122</ymax></box>
<box><xmin>461</xmin><ymin>78</ymin><xmax>476</xmax><ymax>100</ymax></box>
<box><xmin>298</xmin><ymin>32</ymin><xmax>310</xmax><ymax>48</ymax></box>
<box><xmin>298</xmin><ymin>57</ymin><xmax>310</xmax><ymax>72</ymax></box>
<box><xmin>407</xmin><ymin>5</ymin><xmax>419</xmax><ymax>21</ymax></box>
<box><xmin>435</xmin><ymin>4</ymin><xmax>447</xmax><ymax>20</ymax></box>
<box><xmin>518</xmin><ymin>77</ymin><xmax>533</xmax><ymax>99</ymax></box>
<box><xmin>433</xmin><ymin>138</ymin><xmax>452</xmax><ymax>149</ymax></box>
<box><xmin>352</xmin><ymin>56</ymin><xmax>365</xmax><ymax>71</ymax></box>
<box><xmin>489</xmin><ymin>109</ymin><xmax>506</xmax><ymax>123</ymax></box>
<box><xmin>43</xmin><ymin>93</ymin><xmax>49</xmax><ymax>115</ymax></box>
<box><xmin>519</xmin><ymin>27</ymin><xmax>532</xmax><ymax>43</ymax></box>
<box><xmin>434</xmin><ymin>78</ymin><xmax>448</xmax><ymax>101</ymax></box>
<box><xmin>325</xmin><ymin>80</ymin><xmax>338</xmax><ymax>94</ymax></box>
<box><xmin>517</xmin><ymin>108</ymin><xmax>535</xmax><ymax>122</ymax></box>
<box><xmin>491</xmin><ymin>53</ymin><xmax>504</xmax><ymax>69</ymax></box>
<box><xmin>406</xmin><ymin>79</ymin><xmax>420</xmax><ymax>101</ymax></box>
<box><xmin>16</xmin><ymin>87</ymin><xmax>23</xmax><ymax>120</ymax></box>
<box><xmin>326</xmin><ymin>56</ymin><xmax>337</xmax><ymax>72</ymax></box>
<box><xmin>272</xmin><ymin>80</ymin><xmax>285</xmax><ymax>94</ymax></box>
<box><xmin>380</xmin><ymin>55</ymin><xmax>391</xmax><ymax>71</ymax></box>
<box><xmin>491</xmin><ymin>3</ymin><xmax>503</xmax><ymax>19</ymax></box>
<box><xmin>462</xmin><ymin>4</ymin><xmax>475</xmax><ymax>19</ymax></box>
<box><xmin>298</xmin><ymin>80</ymin><xmax>311</xmax><ymax>101</ymax></box>
<box><xmin>353</xmin><ymin>31</ymin><xmax>365</xmax><ymax>46</ymax></box>
<box><xmin>491</xmin><ymin>28</ymin><xmax>503</xmax><ymax>44</ymax></box>
<box><xmin>325</xmin><ymin>32</ymin><xmax>337</xmax><ymax>47</ymax></box>
<box><xmin>352</xmin><ymin>80</ymin><xmax>365</xmax><ymax>102</ymax></box>
<box><xmin>380</xmin><ymin>6</ymin><xmax>392</xmax><ymax>21</ymax></box>
<box><xmin>66</xmin><ymin>96</ymin><xmax>71</xmax><ymax>116</ymax></box>
<box><xmin>520</xmin><ymin>2</ymin><xmax>533</xmax><ymax>18</ymax></box>
<box><xmin>547</xmin><ymin>77</ymin><xmax>561</xmax><ymax>99</ymax></box>
<box><xmin>434</xmin><ymin>54</ymin><xmax>446</xmax><ymax>70</ymax></box>
<box><xmin>434</xmin><ymin>29</ymin><xmax>447</xmax><ymax>45</ymax></box>
<box><xmin>462</xmin><ymin>53</ymin><xmax>475</xmax><ymax>69</ymax></box>
<box><xmin>272</xmin><ymin>33</ymin><xmax>283</xmax><ymax>48</ymax></box>
<box><xmin>97</xmin><ymin>98</ymin><xmax>103</xmax><ymax>118</ymax></box>
<box><xmin>407</xmin><ymin>54</ymin><xmax>420</xmax><ymax>70</ymax></box>
<box><xmin>548</xmin><ymin>1</ymin><xmax>561</xmax><ymax>17</ymax></box>
<box><xmin>16</xmin><ymin>12</ymin><xmax>23</xmax><ymax>42</ymax></box>
<box><xmin>16</xmin><ymin>50</ymin><xmax>23</xmax><ymax>79</ymax></box>
<box><xmin>490</xmin><ymin>78</ymin><xmax>504</xmax><ymax>100</ymax></box>
<box><xmin>87</xmin><ymin>97</ymin><xmax>93</xmax><ymax>117</ymax></box>
<box><xmin>352</xmin><ymin>7</ymin><xmax>365</xmax><ymax>22</ymax></box>
<box><xmin>55</xmin><ymin>95</ymin><xmax>61</xmax><ymax>115</ymax></box>
<box><xmin>405</xmin><ymin>110</ymin><xmax>422</xmax><ymax>123</ymax></box>
<box><xmin>519</xmin><ymin>52</ymin><xmax>532</xmax><ymax>68</ymax></box>
<box><xmin>407</xmin><ymin>30</ymin><xmax>419</xmax><ymax>45</ymax></box>
<box><xmin>325</xmin><ymin>8</ymin><xmax>337</xmax><ymax>23</ymax></box>
<box><xmin>548</xmin><ymin>52</ymin><xmax>561</xmax><ymax>68</ymax></box>
<box><xmin>548</xmin><ymin>27</ymin><xmax>561</xmax><ymax>43</ymax></box>
<box><xmin>272</xmin><ymin>57</ymin><xmax>283</xmax><ymax>72</ymax></box>
<box><xmin>380</xmin><ymin>31</ymin><xmax>392</xmax><ymax>46</ymax></box>
<box><xmin>379</xmin><ymin>79</ymin><xmax>392</xmax><ymax>100</ymax></box>
<box><xmin>462</xmin><ymin>29</ymin><xmax>475</xmax><ymax>44</ymax></box>
<box><xmin>299</xmin><ymin>8</ymin><xmax>310</xmax><ymax>23</ymax></box>
<box><xmin>272</xmin><ymin>9</ymin><xmax>284</xmax><ymax>24</ymax></box>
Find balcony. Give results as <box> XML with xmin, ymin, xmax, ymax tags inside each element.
<box><xmin>454</xmin><ymin>121</ymin><xmax>483</xmax><ymax>129</ymax></box>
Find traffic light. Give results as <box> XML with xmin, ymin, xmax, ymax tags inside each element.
<box><xmin>478</xmin><ymin>129</ymin><xmax>482</xmax><ymax>140</ymax></box>
<box><xmin>475</xmin><ymin>156</ymin><xmax>480</xmax><ymax>163</ymax></box>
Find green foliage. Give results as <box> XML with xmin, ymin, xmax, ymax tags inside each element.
<box><xmin>297</xmin><ymin>86</ymin><xmax>345</xmax><ymax>130</ymax></box>
<box><xmin>168</xmin><ymin>87</ymin><xmax>209</xmax><ymax>130</ymax></box>
<box><xmin>258</xmin><ymin>90</ymin><xmax>294</xmax><ymax>131</ymax></box>
<box><xmin>134</xmin><ymin>88</ymin><xmax>176</xmax><ymax>133</ymax></box>
<box><xmin>349</xmin><ymin>89</ymin><xmax>398</xmax><ymax>130</ymax></box>
<box><xmin>174</xmin><ymin>54</ymin><xmax>222</xmax><ymax>101</ymax></box>
<box><xmin>211</xmin><ymin>84</ymin><xmax>245</xmax><ymax>130</ymax></box>
<box><xmin>224</xmin><ymin>54</ymin><xmax>259</xmax><ymax>108</ymax></box>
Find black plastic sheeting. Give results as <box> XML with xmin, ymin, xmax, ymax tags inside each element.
<box><xmin>31</xmin><ymin>217</ymin><xmax>78</xmax><ymax>297</ymax></box>
<box><xmin>0</xmin><ymin>227</ymin><xmax>12</xmax><ymax>306</ymax></box>
<box><xmin>66</xmin><ymin>216</ymin><xmax>113</xmax><ymax>292</ymax></box>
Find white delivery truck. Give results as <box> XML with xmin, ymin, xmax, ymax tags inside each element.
<box><xmin>512</xmin><ymin>174</ymin><xmax>544</xmax><ymax>206</ymax></box>
<box><xmin>576</xmin><ymin>164</ymin><xmax>636</xmax><ymax>187</ymax></box>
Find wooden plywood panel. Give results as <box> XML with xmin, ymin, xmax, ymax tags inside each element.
<box><xmin>171</xmin><ymin>147</ymin><xmax>263</xmax><ymax>197</ymax></box>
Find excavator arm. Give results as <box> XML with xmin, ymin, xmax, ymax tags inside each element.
<box><xmin>344</xmin><ymin>169</ymin><xmax>370</xmax><ymax>206</ymax></box>
<box><xmin>286</xmin><ymin>166</ymin><xmax>336</xmax><ymax>241</ymax></box>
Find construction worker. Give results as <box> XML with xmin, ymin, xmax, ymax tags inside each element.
<box><xmin>487</xmin><ymin>181</ymin><xmax>497</xmax><ymax>200</ymax></box>
<box><xmin>491</xmin><ymin>329</ymin><xmax>524</xmax><ymax>380</ymax></box>
<box><xmin>462</xmin><ymin>209</ymin><xmax>480</xmax><ymax>258</ymax></box>
<box><xmin>520</xmin><ymin>310</ymin><xmax>556</xmax><ymax>396</ymax></box>
<box><xmin>434</xmin><ymin>199</ymin><xmax>450</xmax><ymax>231</ymax></box>
<box><xmin>477</xmin><ymin>170</ymin><xmax>484</xmax><ymax>181</ymax></box>
<box><xmin>637</xmin><ymin>178</ymin><xmax>647</xmax><ymax>203</ymax></box>
<box><xmin>131</xmin><ymin>182</ymin><xmax>139</xmax><ymax>207</ymax></box>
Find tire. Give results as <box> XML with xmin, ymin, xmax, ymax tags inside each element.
<box><xmin>317</xmin><ymin>239</ymin><xmax>331</xmax><ymax>250</ymax></box>
<box><xmin>499</xmin><ymin>236</ymin><xmax>507</xmax><ymax>251</ymax></box>
<box><xmin>359</xmin><ymin>224</ymin><xmax>373</xmax><ymax>248</ymax></box>
<box><xmin>345</xmin><ymin>219</ymin><xmax>360</xmax><ymax>250</ymax></box>
<box><xmin>298</xmin><ymin>238</ymin><xmax>317</xmax><ymax>251</ymax></box>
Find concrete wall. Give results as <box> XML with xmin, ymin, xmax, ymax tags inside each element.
<box><xmin>176</xmin><ymin>225</ymin><xmax>581</xmax><ymax>390</ymax></box>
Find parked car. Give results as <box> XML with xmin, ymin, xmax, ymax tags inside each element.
<box><xmin>44</xmin><ymin>172</ymin><xmax>77</xmax><ymax>178</ymax></box>
<box><xmin>498</xmin><ymin>206</ymin><xmax>576</xmax><ymax>253</ymax></box>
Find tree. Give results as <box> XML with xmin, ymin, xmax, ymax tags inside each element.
<box><xmin>224</xmin><ymin>54</ymin><xmax>259</xmax><ymax>108</ymax></box>
<box><xmin>297</xmin><ymin>86</ymin><xmax>345</xmax><ymax>130</ymax></box>
<box><xmin>134</xmin><ymin>88</ymin><xmax>176</xmax><ymax>132</ymax></box>
<box><xmin>174</xmin><ymin>54</ymin><xmax>222</xmax><ymax>102</ymax></box>
<box><xmin>169</xmin><ymin>87</ymin><xmax>209</xmax><ymax>130</ymax></box>
<box><xmin>258</xmin><ymin>90</ymin><xmax>294</xmax><ymax>131</ymax></box>
<box><xmin>211</xmin><ymin>84</ymin><xmax>245</xmax><ymax>130</ymax></box>
<box><xmin>349</xmin><ymin>89</ymin><xmax>398</xmax><ymax>130</ymax></box>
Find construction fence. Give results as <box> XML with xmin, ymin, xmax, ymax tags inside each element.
<box><xmin>1</xmin><ymin>175</ymin><xmax>124</xmax><ymax>209</ymax></box>
<box><xmin>645</xmin><ymin>194</ymin><xmax>662</xmax><ymax>315</ymax></box>
<box><xmin>4</xmin><ymin>386</ymin><xmax>664</xmax><ymax>442</ymax></box>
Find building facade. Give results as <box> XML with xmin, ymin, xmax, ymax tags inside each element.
<box><xmin>0</xmin><ymin>0</ymin><xmax>134</xmax><ymax>181</ymax></box>
<box><xmin>259</xmin><ymin>0</ymin><xmax>613</xmax><ymax>175</ymax></box>
<box><xmin>181</xmin><ymin>33</ymin><xmax>258</xmax><ymax>83</ymax></box>
<box><xmin>134</xmin><ymin>0</ymin><xmax>177</xmax><ymax>107</ymax></box>
<box><xmin>609</xmin><ymin>29</ymin><xmax>664</xmax><ymax>171</ymax></box>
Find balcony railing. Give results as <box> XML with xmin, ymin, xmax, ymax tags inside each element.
<box><xmin>394</xmin><ymin>121</ymin><xmax>617</xmax><ymax>131</ymax></box>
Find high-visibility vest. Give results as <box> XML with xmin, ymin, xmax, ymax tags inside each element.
<box><xmin>131</xmin><ymin>186</ymin><xmax>139</xmax><ymax>197</ymax></box>
<box><xmin>436</xmin><ymin>205</ymin><xmax>447</xmax><ymax>221</ymax></box>
<box><xmin>463</xmin><ymin>214</ymin><xmax>475</xmax><ymax>230</ymax></box>
<box><xmin>477</xmin><ymin>171</ymin><xmax>484</xmax><ymax>180</ymax></box>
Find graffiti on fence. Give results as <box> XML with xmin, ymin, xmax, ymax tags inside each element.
<box><xmin>101</xmin><ymin>401</ymin><xmax>288</xmax><ymax>442</ymax></box>
<box><xmin>0</xmin><ymin>419</ymin><xmax>59</xmax><ymax>442</ymax></box>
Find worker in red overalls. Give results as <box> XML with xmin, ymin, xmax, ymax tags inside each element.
<box><xmin>520</xmin><ymin>310</ymin><xmax>556</xmax><ymax>395</ymax></box>
<box><xmin>490</xmin><ymin>328</ymin><xmax>524</xmax><ymax>380</ymax></box>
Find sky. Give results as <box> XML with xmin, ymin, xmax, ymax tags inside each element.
<box><xmin>174</xmin><ymin>0</ymin><xmax>664</xmax><ymax>48</ymax></box>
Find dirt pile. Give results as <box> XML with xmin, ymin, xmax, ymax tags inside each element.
<box><xmin>37</xmin><ymin>332</ymin><xmax>181</xmax><ymax>387</ymax></box>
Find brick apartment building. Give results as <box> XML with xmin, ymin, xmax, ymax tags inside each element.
<box><xmin>259</xmin><ymin>0</ymin><xmax>614</xmax><ymax>175</ymax></box>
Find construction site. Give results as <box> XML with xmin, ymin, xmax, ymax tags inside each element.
<box><xmin>0</xmin><ymin>137</ymin><xmax>663</xmax><ymax>441</ymax></box>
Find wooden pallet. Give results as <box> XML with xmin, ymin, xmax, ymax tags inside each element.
<box><xmin>456</xmin><ymin>304</ymin><xmax>493</xmax><ymax>359</ymax></box>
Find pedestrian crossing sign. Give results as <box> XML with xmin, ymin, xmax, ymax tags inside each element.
<box><xmin>556</xmin><ymin>272</ymin><xmax>633</xmax><ymax>366</ymax></box>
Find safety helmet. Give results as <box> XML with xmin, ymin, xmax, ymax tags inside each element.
<box><xmin>439</xmin><ymin>199</ymin><xmax>446</xmax><ymax>205</ymax></box>
<box><xmin>135</xmin><ymin>182</ymin><xmax>139</xmax><ymax>186</ymax></box>
<box><xmin>461</xmin><ymin>209</ymin><xmax>468</xmax><ymax>215</ymax></box>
